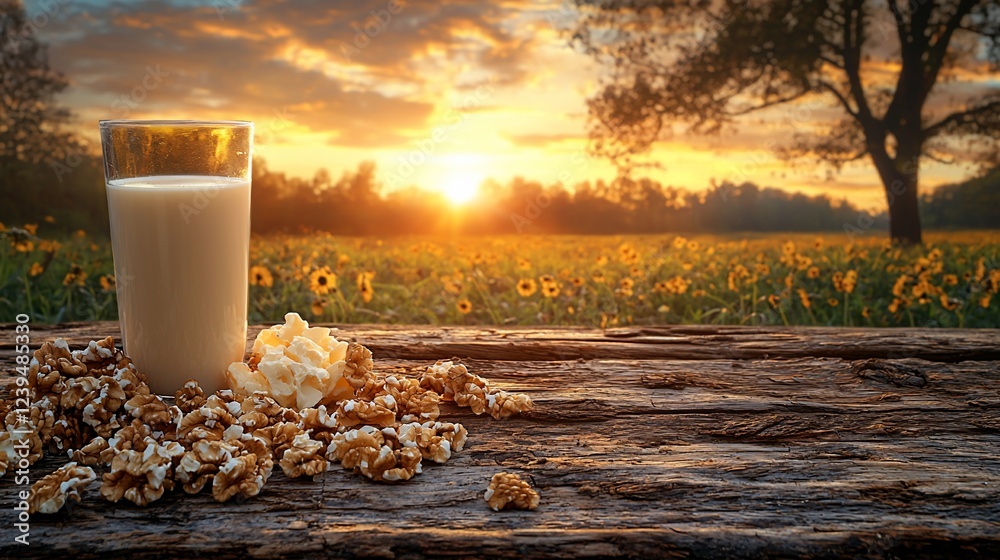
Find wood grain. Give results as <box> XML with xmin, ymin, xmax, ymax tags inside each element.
<box><xmin>1</xmin><ymin>323</ymin><xmax>999</xmax><ymax>559</ymax></box>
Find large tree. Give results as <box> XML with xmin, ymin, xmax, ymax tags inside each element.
<box><xmin>0</xmin><ymin>0</ymin><xmax>78</xmax><ymax>178</ymax></box>
<box><xmin>573</xmin><ymin>0</ymin><xmax>1000</xmax><ymax>244</ymax></box>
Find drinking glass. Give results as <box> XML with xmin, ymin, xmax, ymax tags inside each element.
<box><xmin>100</xmin><ymin>120</ymin><xmax>253</xmax><ymax>394</ymax></box>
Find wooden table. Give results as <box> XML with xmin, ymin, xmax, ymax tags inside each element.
<box><xmin>2</xmin><ymin>323</ymin><xmax>1000</xmax><ymax>559</ymax></box>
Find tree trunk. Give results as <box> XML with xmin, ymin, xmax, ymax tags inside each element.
<box><xmin>882</xmin><ymin>166</ymin><xmax>923</xmax><ymax>245</ymax></box>
<box><xmin>867</xmin><ymin>135</ymin><xmax>923</xmax><ymax>246</ymax></box>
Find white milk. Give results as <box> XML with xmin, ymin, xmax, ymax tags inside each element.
<box><xmin>106</xmin><ymin>175</ymin><xmax>251</xmax><ymax>395</ymax></box>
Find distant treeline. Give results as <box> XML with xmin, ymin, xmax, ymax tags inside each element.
<box><xmin>2</xmin><ymin>156</ymin><xmax>998</xmax><ymax>237</ymax></box>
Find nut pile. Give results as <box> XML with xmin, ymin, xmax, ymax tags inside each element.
<box><xmin>2</xmin><ymin>315</ymin><xmax>535</xmax><ymax>513</ymax></box>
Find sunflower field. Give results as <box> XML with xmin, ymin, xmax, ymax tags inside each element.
<box><xmin>2</xmin><ymin>221</ymin><xmax>999</xmax><ymax>328</ymax></box>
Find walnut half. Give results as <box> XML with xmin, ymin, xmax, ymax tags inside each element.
<box><xmin>100</xmin><ymin>439</ymin><xmax>184</xmax><ymax>506</ymax></box>
<box><xmin>278</xmin><ymin>433</ymin><xmax>328</xmax><ymax>478</ymax></box>
<box><xmin>28</xmin><ymin>462</ymin><xmax>97</xmax><ymax>514</ymax></box>
<box><xmin>421</xmin><ymin>361</ymin><xmax>532</xmax><ymax>419</ymax></box>
<box><xmin>484</xmin><ymin>472</ymin><xmax>539</xmax><ymax>512</ymax></box>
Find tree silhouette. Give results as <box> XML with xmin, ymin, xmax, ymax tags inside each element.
<box><xmin>0</xmin><ymin>0</ymin><xmax>80</xmax><ymax>173</ymax></box>
<box><xmin>573</xmin><ymin>0</ymin><xmax>1000</xmax><ymax>244</ymax></box>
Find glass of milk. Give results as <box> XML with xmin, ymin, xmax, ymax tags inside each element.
<box><xmin>99</xmin><ymin>120</ymin><xmax>253</xmax><ymax>395</ymax></box>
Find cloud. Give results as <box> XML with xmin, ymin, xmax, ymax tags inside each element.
<box><xmin>40</xmin><ymin>0</ymin><xmax>544</xmax><ymax>148</ymax></box>
<box><xmin>504</xmin><ymin>132</ymin><xmax>581</xmax><ymax>147</ymax></box>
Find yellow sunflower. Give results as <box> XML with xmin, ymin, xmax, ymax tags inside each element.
<box><xmin>542</xmin><ymin>282</ymin><xmax>561</xmax><ymax>298</ymax></box>
<box><xmin>797</xmin><ymin>288</ymin><xmax>812</xmax><ymax>309</ymax></box>
<box><xmin>311</xmin><ymin>297</ymin><xmax>328</xmax><ymax>316</ymax></box>
<box><xmin>249</xmin><ymin>265</ymin><xmax>274</xmax><ymax>288</ymax></box>
<box><xmin>309</xmin><ymin>267</ymin><xmax>337</xmax><ymax>295</ymax></box>
<box><xmin>939</xmin><ymin>294</ymin><xmax>959</xmax><ymax>311</ymax></box>
<box><xmin>62</xmin><ymin>264</ymin><xmax>87</xmax><ymax>286</ymax></box>
<box><xmin>99</xmin><ymin>274</ymin><xmax>116</xmax><ymax>292</ymax></box>
<box><xmin>516</xmin><ymin>278</ymin><xmax>537</xmax><ymax>297</ymax></box>
<box><xmin>28</xmin><ymin>262</ymin><xmax>44</xmax><ymax>277</ymax></box>
<box><xmin>617</xmin><ymin>278</ymin><xmax>634</xmax><ymax>297</ymax></box>
<box><xmin>13</xmin><ymin>239</ymin><xmax>34</xmax><ymax>252</ymax></box>
<box><xmin>456</xmin><ymin>299</ymin><xmax>473</xmax><ymax>314</ymax></box>
<box><xmin>357</xmin><ymin>271</ymin><xmax>374</xmax><ymax>303</ymax></box>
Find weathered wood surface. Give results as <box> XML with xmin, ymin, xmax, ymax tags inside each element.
<box><xmin>6</xmin><ymin>321</ymin><xmax>1000</xmax><ymax>362</ymax></box>
<box><xmin>1</xmin><ymin>323</ymin><xmax>999</xmax><ymax>559</ymax></box>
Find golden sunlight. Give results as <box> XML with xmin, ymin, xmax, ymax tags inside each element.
<box><xmin>439</xmin><ymin>169</ymin><xmax>482</xmax><ymax>205</ymax></box>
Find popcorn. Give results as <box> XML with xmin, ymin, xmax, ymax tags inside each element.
<box><xmin>226</xmin><ymin>313</ymin><xmax>355</xmax><ymax>409</ymax></box>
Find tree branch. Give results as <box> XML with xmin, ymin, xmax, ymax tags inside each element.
<box><xmin>923</xmin><ymin>0</ymin><xmax>978</xmax><ymax>99</ymax></box>
<box><xmin>818</xmin><ymin>54</ymin><xmax>845</xmax><ymax>71</ymax></box>
<box><xmin>817</xmin><ymin>80</ymin><xmax>858</xmax><ymax>118</ymax></box>
<box><xmin>887</xmin><ymin>0</ymin><xmax>908</xmax><ymax>46</ymax></box>
<box><xmin>922</xmin><ymin>99</ymin><xmax>1000</xmax><ymax>139</ymax></box>
<box><xmin>843</xmin><ymin>0</ymin><xmax>875</xmax><ymax>129</ymax></box>
<box><xmin>727</xmin><ymin>91</ymin><xmax>810</xmax><ymax>116</ymax></box>
<box><xmin>923</xmin><ymin>150</ymin><xmax>957</xmax><ymax>165</ymax></box>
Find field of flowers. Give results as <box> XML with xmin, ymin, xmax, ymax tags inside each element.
<box><xmin>2</xmin><ymin>221</ymin><xmax>999</xmax><ymax>328</ymax></box>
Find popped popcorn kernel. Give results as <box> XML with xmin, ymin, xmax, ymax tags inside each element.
<box><xmin>226</xmin><ymin>313</ymin><xmax>355</xmax><ymax>409</ymax></box>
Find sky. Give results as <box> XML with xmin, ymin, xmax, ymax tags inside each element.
<box><xmin>26</xmin><ymin>0</ymin><xmax>997</xmax><ymax>209</ymax></box>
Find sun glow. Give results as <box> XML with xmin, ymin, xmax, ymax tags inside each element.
<box><xmin>439</xmin><ymin>170</ymin><xmax>481</xmax><ymax>205</ymax></box>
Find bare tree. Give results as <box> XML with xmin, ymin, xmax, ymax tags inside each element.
<box><xmin>573</xmin><ymin>0</ymin><xmax>1000</xmax><ymax>244</ymax></box>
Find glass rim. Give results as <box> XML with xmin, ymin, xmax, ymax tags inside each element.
<box><xmin>99</xmin><ymin>119</ymin><xmax>252</xmax><ymax>129</ymax></box>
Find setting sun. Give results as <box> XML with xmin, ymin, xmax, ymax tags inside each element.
<box><xmin>439</xmin><ymin>171</ymin><xmax>481</xmax><ymax>205</ymax></box>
